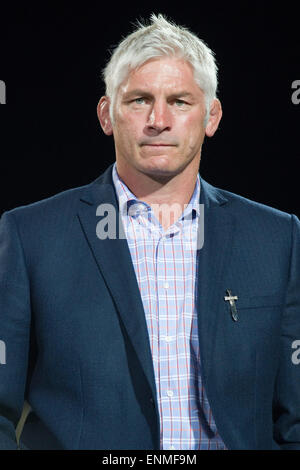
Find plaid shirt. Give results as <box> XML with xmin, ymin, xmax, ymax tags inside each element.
<box><xmin>112</xmin><ymin>162</ymin><xmax>226</xmax><ymax>450</ymax></box>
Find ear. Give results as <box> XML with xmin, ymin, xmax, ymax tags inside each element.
<box><xmin>97</xmin><ymin>96</ymin><xmax>113</xmax><ymax>135</ymax></box>
<box><xmin>205</xmin><ymin>98</ymin><xmax>222</xmax><ymax>137</ymax></box>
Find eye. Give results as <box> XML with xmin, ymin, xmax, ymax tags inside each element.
<box><xmin>134</xmin><ymin>97</ymin><xmax>146</xmax><ymax>105</ymax></box>
<box><xmin>174</xmin><ymin>99</ymin><xmax>187</xmax><ymax>107</ymax></box>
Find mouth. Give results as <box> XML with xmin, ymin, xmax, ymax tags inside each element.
<box><xmin>141</xmin><ymin>143</ymin><xmax>175</xmax><ymax>147</ymax></box>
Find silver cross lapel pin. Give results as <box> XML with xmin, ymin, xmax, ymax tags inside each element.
<box><xmin>224</xmin><ymin>289</ymin><xmax>239</xmax><ymax>321</ymax></box>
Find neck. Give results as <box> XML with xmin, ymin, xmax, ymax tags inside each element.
<box><xmin>116</xmin><ymin>158</ymin><xmax>200</xmax><ymax>230</ymax></box>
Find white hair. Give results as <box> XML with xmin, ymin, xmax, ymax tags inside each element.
<box><xmin>102</xmin><ymin>13</ymin><xmax>218</xmax><ymax>126</ymax></box>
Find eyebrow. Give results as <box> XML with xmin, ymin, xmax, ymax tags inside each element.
<box><xmin>122</xmin><ymin>89</ymin><xmax>195</xmax><ymax>100</ymax></box>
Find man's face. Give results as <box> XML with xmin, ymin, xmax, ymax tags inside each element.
<box><xmin>100</xmin><ymin>57</ymin><xmax>220</xmax><ymax>179</ymax></box>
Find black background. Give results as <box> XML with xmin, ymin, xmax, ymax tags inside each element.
<box><xmin>0</xmin><ymin>1</ymin><xmax>299</xmax><ymax>217</ymax></box>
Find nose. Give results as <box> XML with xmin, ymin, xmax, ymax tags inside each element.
<box><xmin>146</xmin><ymin>100</ymin><xmax>172</xmax><ymax>134</ymax></box>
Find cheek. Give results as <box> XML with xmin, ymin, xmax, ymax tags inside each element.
<box><xmin>176</xmin><ymin>115</ymin><xmax>205</xmax><ymax>146</ymax></box>
<box><xmin>116</xmin><ymin>112</ymin><xmax>144</xmax><ymax>137</ymax></box>
<box><xmin>114</xmin><ymin>116</ymin><xmax>142</xmax><ymax>149</ymax></box>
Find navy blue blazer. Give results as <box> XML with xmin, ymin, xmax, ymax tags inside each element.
<box><xmin>0</xmin><ymin>163</ymin><xmax>300</xmax><ymax>450</ymax></box>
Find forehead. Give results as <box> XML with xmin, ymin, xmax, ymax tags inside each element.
<box><xmin>119</xmin><ymin>57</ymin><xmax>200</xmax><ymax>94</ymax></box>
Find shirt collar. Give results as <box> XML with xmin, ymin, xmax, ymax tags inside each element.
<box><xmin>112</xmin><ymin>162</ymin><xmax>201</xmax><ymax>220</ymax></box>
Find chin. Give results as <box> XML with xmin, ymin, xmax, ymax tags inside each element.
<box><xmin>139</xmin><ymin>163</ymin><xmax>184</xmax><ymax>180</ymax></box>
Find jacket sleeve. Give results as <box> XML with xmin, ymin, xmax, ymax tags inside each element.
<box><xmin>0</xmin><ymin>211</ymin><xmax>31</xmax><ymax>449</ymax></box>
<box><xmin>273</xmin><ymin>214</ymin><xmax>300</xmax><ymax>449</ymax></box>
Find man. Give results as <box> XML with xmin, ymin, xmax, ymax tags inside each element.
<box><xmin>0</xmin><ymin>14</ymin><xmax>300</xmax><ymax>450</ymax></box>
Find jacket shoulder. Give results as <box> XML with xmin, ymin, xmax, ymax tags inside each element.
<box><xmin>3</xmin><ymin>164</ymin><xmax>114</xmax><ymax>222</ymax></box>
<box><xmin>2</xmin><ymin>181</ymin><xmax>94</xmax><ymax>222</ymax></box>
<box><xmin>202</xmin><ymin>178</ymin><xmax>293</xmax><ymax>222</ymax></box>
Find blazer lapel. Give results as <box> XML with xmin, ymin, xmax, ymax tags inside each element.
<box><xmin>196</xmin><ymin>178</ymin><xmax>237</xmax><ymax>384</ymax></box>
<box><xmin>77</xmin><ymin>165</ymin><xmax>157</xmax><ymax>401</ymax></box>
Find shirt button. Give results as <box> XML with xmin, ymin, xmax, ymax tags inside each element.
<box><xmin>170</xmin><ymin>445</ymin><xmax>176</xmax><ymax>450</ymax></box>
<box><xmin>163</xmin><ymin>282</ymin><xmax>169</xmax><ymax>289</ymax></box>
<box><xmin>165</xmin><ymin>336</ymin><xmax>172</xmax><ymax>342</ymax></box>
<box><xmin>166</xmin><ymin>390</ymin><xmax>173</xmax><ymax>397</ymax></box>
